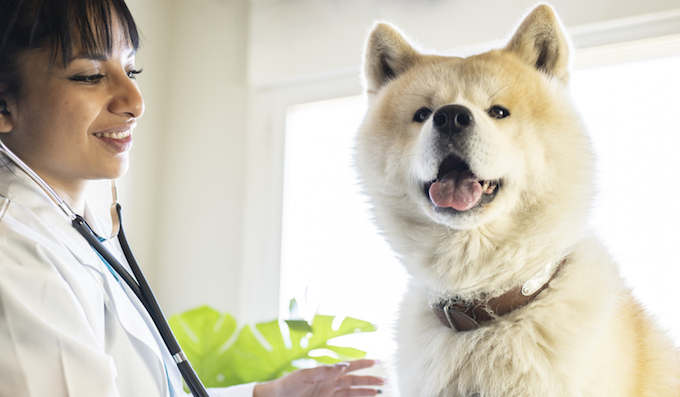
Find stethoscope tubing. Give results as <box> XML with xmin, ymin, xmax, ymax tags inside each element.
<box><xmin>0</xmin><ymin>139</ymin><xmax>77</xmax><ymax>221</ymax></box>
<box><xmin>72</xmin><ymin>208</ymin><xmax>209</xmax><ymax>397</ymax></box>
<box><xmin>115</xmin><ymin>205</ymin><xmax>208</xmax><ymax>397</ymax></box>
<box><xmin>0</xmin><ymin>138</ymin><xmax>209</xmax><ymax>397</ymax></box>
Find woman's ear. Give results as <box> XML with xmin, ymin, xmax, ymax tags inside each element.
<box><xmin>0</xmin><ymin>98</ymin><xmax>15</xmax><ymax>133</ymax></box>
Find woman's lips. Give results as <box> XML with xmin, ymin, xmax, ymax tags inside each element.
<box><xmin>94</xmin><ymin>129</ymin><xmax>133</xmax><ymax>152</ymax></box>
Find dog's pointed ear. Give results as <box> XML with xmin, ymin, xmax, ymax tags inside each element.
<box><xmin>505</xmin><ymin>4</ymin><xmax>571</xmax><ymax>83</ymax></box>
<box><xmin>364</xmin><ymin>23</ymin><xmax>420</xmax><ymax>94</ymax></box>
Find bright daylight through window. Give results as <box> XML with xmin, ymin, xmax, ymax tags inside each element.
<box><xmin>280</xmin><ymin>54</ymin><xmax>680</xmax><ymax>361</ymax></box>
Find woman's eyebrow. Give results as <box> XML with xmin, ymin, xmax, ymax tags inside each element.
<box><xmin>70</xmin><ymin>49</ymin><xmax>137</xmax><ymax>62</ymax></box>
<box><xmin>72</xmin><ymin>52</ymin><xmax>108</xmax><ymax>61</ymax></box>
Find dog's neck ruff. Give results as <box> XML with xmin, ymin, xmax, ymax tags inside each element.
<box><xmin>433</xmin><ymin>258</ymin><xmax>566</xmax><ymax>332</ymax></box>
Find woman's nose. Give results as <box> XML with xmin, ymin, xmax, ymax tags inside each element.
<box><xmin>108</xmin><ymin>70</ymin><xmax>145</xmax><ymax>119</ymax></box>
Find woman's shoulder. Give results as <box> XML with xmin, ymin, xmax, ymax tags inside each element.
<box><xmin>0</xmin><ymin>162</ymin><xmax>75</xmax><ymax>244</ymax></box>
<box><xmin>0</xmin><ymin>194</ymin><xmax>69</xmax><ymax>268</ymax></box>
<box><xmin>0</xmin><ymin>188</ymin><xmax>63</xmax><ymax>246</ymax></box>
<box><xmin>0</xmin><ymin>184</ymin><xmax>99</xmax><ymax>276</ymax></box>
<box><xmin>0</xmin><ymin>162</ymin><xmax>112</xmax><ymax>297</ymax></box>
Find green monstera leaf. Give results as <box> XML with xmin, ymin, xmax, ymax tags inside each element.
<box><xmin>168</xmin><ymin>306</ymin><xmax>243</xmax><ymax>386</ymax></box>
<box><xmin>168</xmin><ymin>306</ymin><xmax>376</xmax><ymax>388</ymax></box>
<box><xmin>229</xmin><ymin>315</ymin><xmax>376</xmax><ymax>383</ymax></box>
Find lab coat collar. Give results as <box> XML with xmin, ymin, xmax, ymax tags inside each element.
<box><xmin>0</xmin><ymin>155</ymin><xmax>117</xmax><ymax>276</ymax></box>
<box><xmin>0</xmin><ymin>154</ymin><xmax>168</xmax><ymax>373</ymax></box>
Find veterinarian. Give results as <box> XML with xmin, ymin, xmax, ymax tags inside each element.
<box><xmin>0</xmin><ymin>0</ymin><xmax>383</xmax><ymax>396</ymax></box>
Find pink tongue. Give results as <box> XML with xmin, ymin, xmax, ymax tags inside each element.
<box><xmin>428</xmin><ymin>170</ymin><xmax>483</xmax><ymax>211</ymax></box>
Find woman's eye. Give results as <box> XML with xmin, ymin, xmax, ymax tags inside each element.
<box><xmin>127</xmin><ymin>69</ymin><xmax>143</xmax><ymax>79</ymax></box>
<box><xmin>413</xmin><ymin>107</ymin><xmax>433</xmax><ymax>123</ymax></box>
<box><xmin>488</xmin><ymin>105</ymin><xmax>510</xmax><ymax>119</ymax></box>
<box><xmin>71</xmin><ymin>74</ymin><xmax>105</xmax><ymax>84</ymax></box>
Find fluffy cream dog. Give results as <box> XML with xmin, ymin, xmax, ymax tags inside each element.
<box><xmin>355</xmin><ymin>4</ymin><xmax>680</xmax><ymax>396</ymax></box>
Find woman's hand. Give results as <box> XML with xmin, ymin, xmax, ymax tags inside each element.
<box><xmin>253</xmin><ymin>359</ymin><xmax>385</xmax><ymax>397</ymax></box>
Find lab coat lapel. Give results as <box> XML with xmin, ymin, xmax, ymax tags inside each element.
<box><xmin>83</xmin><ymin>204</ymin><xmax>180</xmax><ymax>395</ymax></box>
<box><xmin>0</xmin><ymin>160</ymin><xmax>167</xmax><ymax>369</ymax></box>
<box><xmin>79</xmin><ymin>204</ymin><xmax>167</xmax><ymax>366</ymax></box>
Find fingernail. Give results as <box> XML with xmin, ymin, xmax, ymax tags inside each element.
<box><xmin>335</xmin><ymin>362</ymin><xmax>350</xmax><ymax>371</ymax></box>
<box><xmin>376</xmin><ymin>390</ymin><xmax>383</xmax><ymax>394</ymax></box>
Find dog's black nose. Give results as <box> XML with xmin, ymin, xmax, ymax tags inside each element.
<box><xmin>433</xmin><ymin>105</ymin><xmax>474</xmax><ymax>135</ymax></box>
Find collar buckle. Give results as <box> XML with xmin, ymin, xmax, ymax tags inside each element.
<box><xmin>442</xmin><ymin>301</ymin><xmax>479</xmax><ymax>331</ymax></box>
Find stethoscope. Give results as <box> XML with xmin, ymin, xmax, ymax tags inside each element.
<box><xmin>0</xmin><ymin>138</ymin><xmax>209</xmax><ymax>397</ymax></box>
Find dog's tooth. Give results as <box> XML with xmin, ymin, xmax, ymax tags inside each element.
<box><xmin>482</xmin><ymin>181</ymin><xmax>490</xmax><ymax>191</ymax></box>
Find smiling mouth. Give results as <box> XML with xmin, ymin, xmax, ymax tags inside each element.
<box><xmin>424</xmin><ymin>154</ymin><xmax>501</xmax><ymax>212</ymax></box>
<box><xmin>94</xmin><ymin>130</ymin><xmax>132</xmax><ymax>139</ymax></box>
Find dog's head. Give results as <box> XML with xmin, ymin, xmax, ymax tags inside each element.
<box><xmin>356</xmin><ymin>5</ymin><xmax>593</xmax><ymax>236</ymax></box>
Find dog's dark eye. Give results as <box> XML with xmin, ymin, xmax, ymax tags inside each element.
<box><xmin>488</xmin><ymin>105</ymin><xmax>510</xmax><ymax>119</ymax></box>
<box><xmin>413</xmin><ymin>107</ymin><xmax>433</xmax><ymax>123</ymax></box>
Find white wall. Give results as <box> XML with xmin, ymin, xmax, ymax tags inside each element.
<box><xmin>121</xmin><ymin>0</ymin><xmax>680</xmax><ymax>320</ymax></box>
<box><xmin>248</xmin><ymin>0</ymin><xmax>680</xmax><ymax>88</ymax></box>
<box><xmin>124</xmin><ymin>0</ymin><xmax>249</xmax><ymax>317</ymax></box>
<box><xmin>122</xmin><ymin>0</ymin><xmax>171</xmax><ymax>281</ymax></box>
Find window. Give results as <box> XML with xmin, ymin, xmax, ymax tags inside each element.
<box><xmin>280</xmin><ymin>96</ymin><xmax>406</xmax><ymax>359</ymax></box>
<box><xmin>280</xmin><ymin>53</ymin><xmax>680</xmax><ymax>360</ymax></box>
<box><xmin>571</xmin><ymin>54</ymin><xmax>680</xmax><ymax>343</ymax></box>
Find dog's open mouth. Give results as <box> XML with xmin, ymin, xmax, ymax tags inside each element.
<box><xmin>424</xmin><ymin>155</ymin><xmax>500</xmax><ymax>212</ymax></box>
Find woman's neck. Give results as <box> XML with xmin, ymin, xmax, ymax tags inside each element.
<box><xmin>47</xmin><ymin>178</ymin><xmax>89</xmax><ymax>216</ymax></box>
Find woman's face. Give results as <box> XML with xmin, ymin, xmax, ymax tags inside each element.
<box><xmin>0</xmin><ymin>24</ymin><xmax>144</xmax><ymax>195</ymax></box>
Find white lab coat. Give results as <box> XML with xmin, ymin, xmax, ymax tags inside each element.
<box><xmin>0</xmin><ymin>154</ymin><xmax>255</xmax><ymax>397</ymax></box>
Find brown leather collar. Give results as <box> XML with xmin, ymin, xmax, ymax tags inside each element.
<box><xmin>432</xmin><ymin>258</ymin><xmax>566</xmax><ymax>332</ymax></box>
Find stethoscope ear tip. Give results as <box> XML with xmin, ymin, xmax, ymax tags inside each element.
<box><xmin>106</xmin><ymin>180</ymin><xmax>121</xmax><ymax>241</ymax></box>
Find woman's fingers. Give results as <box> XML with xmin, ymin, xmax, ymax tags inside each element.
<box><xmin>299</xmin><ymin>362</ymin><xmax>350</xmax><ymax>382</ymax></box>
<box><xmin>336</xmin><ymin>375</ymin><xmax>386</xmax><ymax>388</ymax></box>
<box><xmin>342</xmin><ymin>359</ymin><xmax>379</xmax><ymax>373</ymax></box>
<box><xmin>334</xmin><ymin>368</ymin><xmax>387</xmax><ymax>397</ymax></box>
<box><xmin>303</xmin><ymin>359</ymin><xmax>380</xmax><ymax>382</ymax></box>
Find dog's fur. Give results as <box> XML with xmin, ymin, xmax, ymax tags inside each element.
<box><xmin>355</xmin><ymin>5</ymin><xmax>680</xmax><ymax>396</ymax></box>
